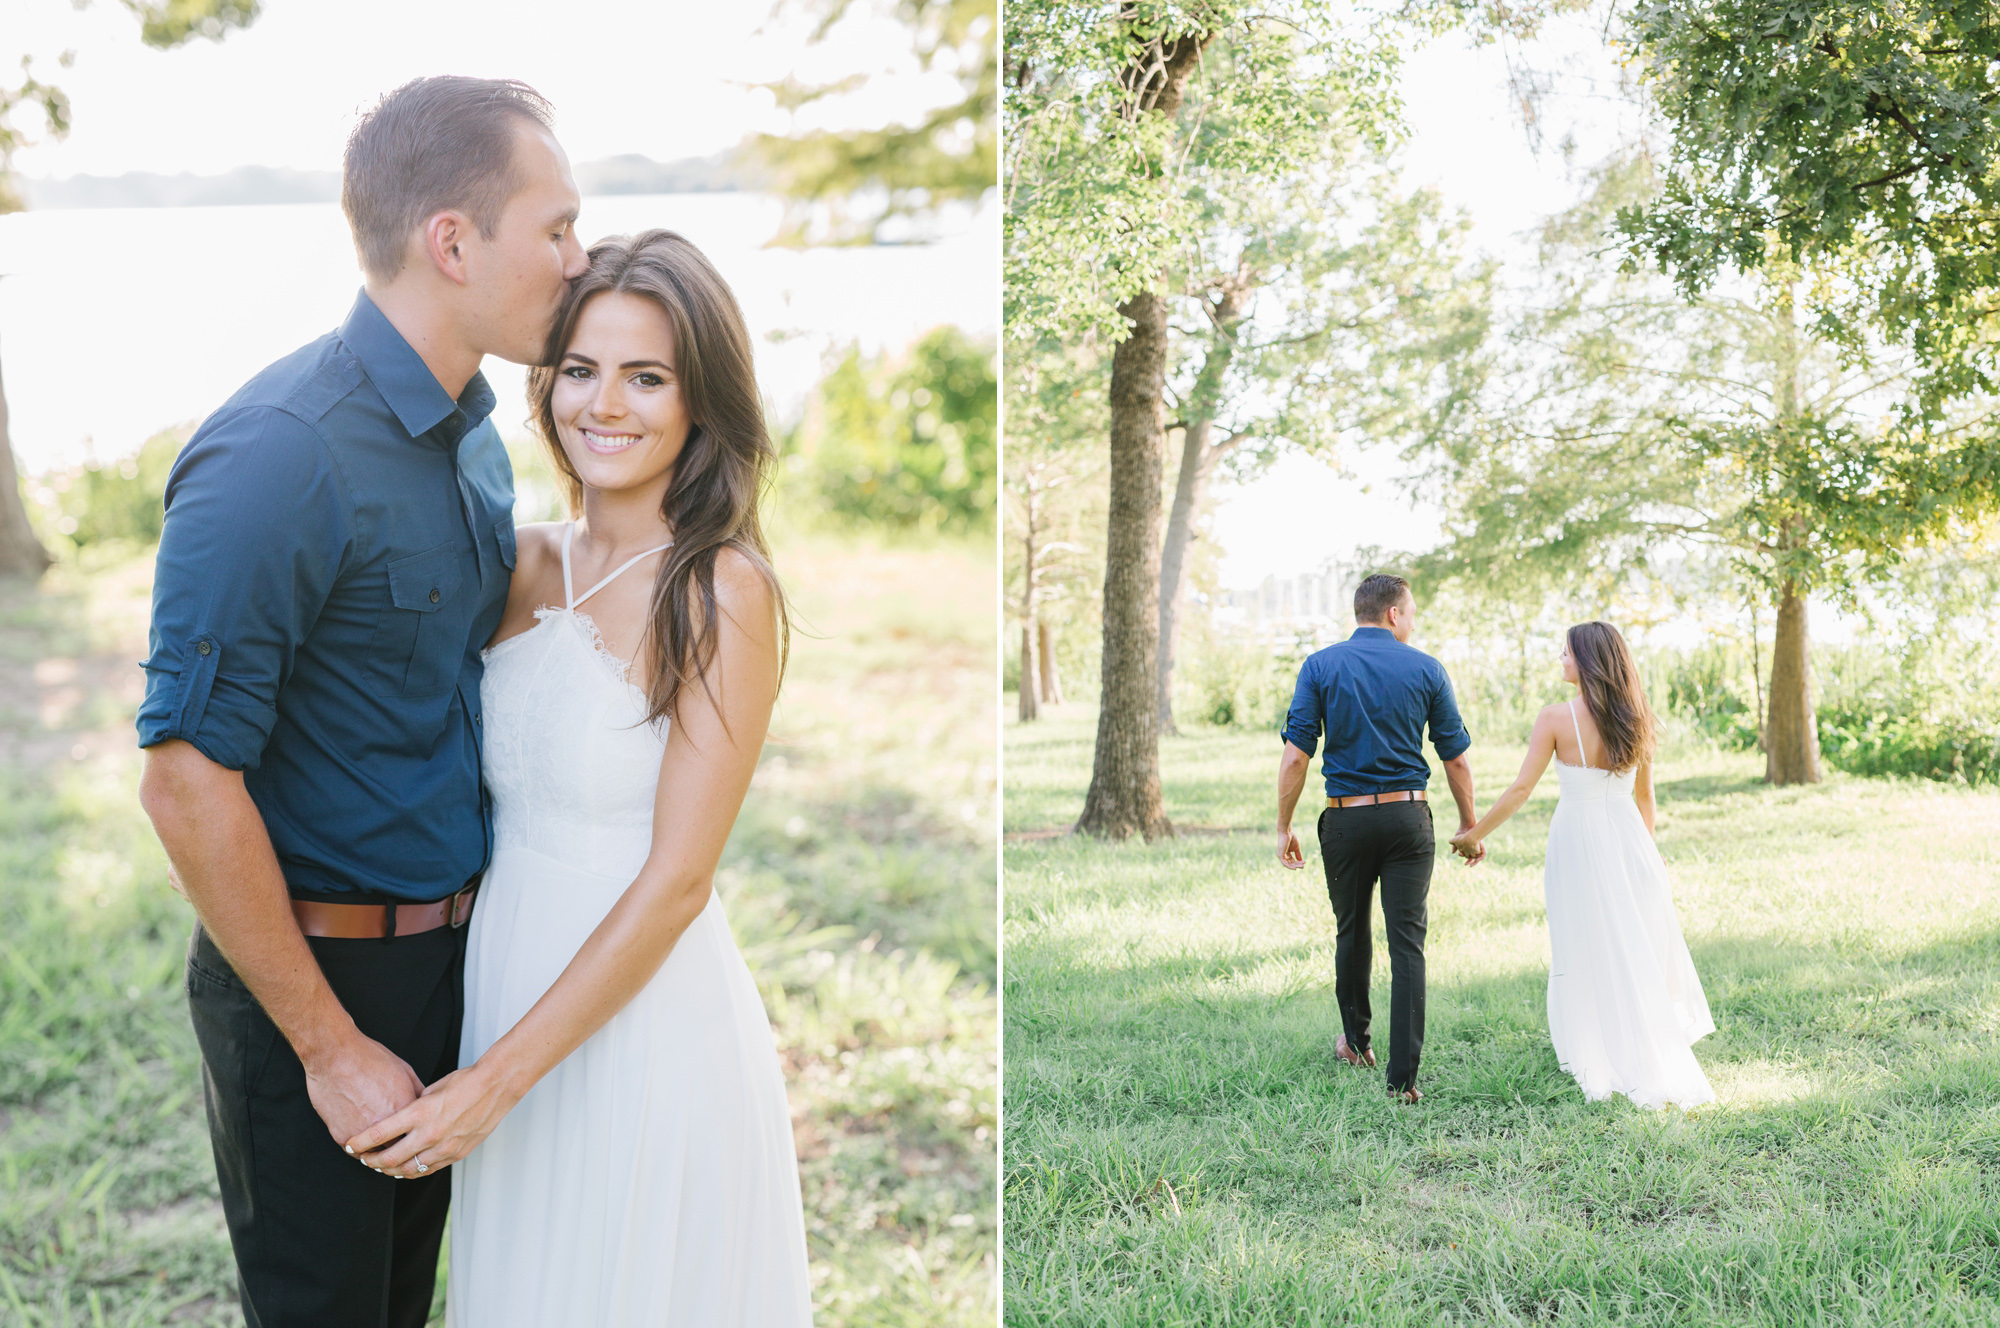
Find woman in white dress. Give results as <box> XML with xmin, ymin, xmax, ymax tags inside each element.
<box><xmin>1449</xmin><ymin>621</ymin><xmax>1716</xmax><ymax>1110</ymax></box>
<box><xmin>347</xmin><ymin>229</ymin><xmax>813</xmax><ymax>1324</ymax></box>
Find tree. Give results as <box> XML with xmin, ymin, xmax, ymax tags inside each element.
<box><xmin>1006</xmin><ymin>0</ymin><xmax>1566</xmax><ymax>837</ymax></box>
<box><xmin>0</xmin><ymin>0</ymin><xmax>261</xmax><ymax>578</ymax></box>
<box><xmin>1154</xmin><ymin>166</ymin><xmax>1491</xmax><ymax>731</ymax></box>
<box><xmin>1422</xmin><ymin>156</ymin><xmax>2000</xmax><ymax>784</ymax></box>
<box><xmin>1006</xmin><ymin>339</ymin><xmax>1106</xmax><ymax>721</ymax></box>
<box><xmin>1006</xmin><ymin>0</ymin><xmax>1401</xmax><ymax>838</ymax></box>
<box><xmin>1619</xmin><ymin>0</ymin><xmax>2000</xmax><ymax>409</ymax></box>
<box><xmin>749</xmin><ymin>0</ymin><xmax>995</xmax><ymax>245</ymax></box>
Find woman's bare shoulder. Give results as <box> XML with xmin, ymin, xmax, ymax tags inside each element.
<box><xmin>503</xmin><ymin>521</ymin><xmax>568</xmax><ymax>614</ymax></box>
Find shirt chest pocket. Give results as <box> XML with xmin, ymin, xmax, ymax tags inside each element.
<box><xmin>368</xmin><ymin>545</ymin><xmax>466</xmax><ymax>697</ymax></box>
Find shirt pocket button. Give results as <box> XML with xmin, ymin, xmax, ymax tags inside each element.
<box><xmin>429</xmin><ymin>588</ymin><xmax>441</xmax><ymax>604</ymax></box>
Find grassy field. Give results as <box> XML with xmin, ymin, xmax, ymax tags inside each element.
<box><xmin>1004</xmin><ymin>702</ymin><xmax>2000</xmax><ymax>1326</ymax></box>
<box><xmin>0</xmin><ymin>536</ymin><xmax>996</xmax><ymax>1327</ymax></box>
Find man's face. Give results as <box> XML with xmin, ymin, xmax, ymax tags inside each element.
<box><xmin>461</xmin><ymin>124</ymin><xmax>586</xmax><ymax>366</ymax></box>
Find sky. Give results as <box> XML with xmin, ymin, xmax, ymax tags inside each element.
<box><xmin>8</xmin><ymin>0</ymin><xmax>965</xmax><ymax>177</ymax></box>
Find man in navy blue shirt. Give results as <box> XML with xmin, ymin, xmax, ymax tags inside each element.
<box><xmin>137</xmin><ymin>77</ymin><xmax>585</xmax><ymax>1326</ymax></box>
<box><xmin>1276</xmin><ymin>573</ymin><xmax>1482</xmax><ymax>1103</ymax></box>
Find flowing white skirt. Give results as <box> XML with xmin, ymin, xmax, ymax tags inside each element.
<box><xmin>1544</xmin><ymin>772</ymin><xmax>1716</xmax><ymax>1110</ymax></box>
<box><xmin>446</xmin><ymin>842</ymin><xmax>813</xmax><ymax>1327</ymax></box>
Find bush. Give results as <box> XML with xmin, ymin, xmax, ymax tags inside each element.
<box><xmin>1176</xmin><ymin>624</ymin><xmax>1311</xmax><ymax>732</ymax></box>
<box><xmin>1818</xmin><ymin>709</ymin><xmax>2000</xmax><ymax>784</ymax></box>
<box><xmin>781</xmin><ymin>327</ymin><xmax>996</xmax><ymax>535</ymax></box>
<box><xmin>24</xmin><ymin>428</ymin><xmax>185</xmax><ymax>554</ymax></box>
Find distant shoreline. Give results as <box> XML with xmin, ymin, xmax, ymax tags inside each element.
<box><xmin>20</xmin><ymin>152</ymin><xmax>748</xmax><ymax>211</ymax></box>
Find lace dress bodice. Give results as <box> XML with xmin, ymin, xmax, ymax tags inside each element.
<box><xmin>477</xmin><ymin>525</ymin><xmax>671</xmax><ymax>880</ymax></box>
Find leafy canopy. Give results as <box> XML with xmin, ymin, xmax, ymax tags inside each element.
<box><xmin>1619</xmin><ymin>0</ymin><xmax>2000</xmax><ymax>406</ymax></box>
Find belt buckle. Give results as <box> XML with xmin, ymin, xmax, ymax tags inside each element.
<box><xmin>449</xmin><ymin>886</ymin><xmax>476</xmax><ymax>929</ymax></box>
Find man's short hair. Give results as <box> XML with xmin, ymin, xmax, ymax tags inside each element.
<box><xmin>342</xmin><ymin>76</ymin><xmax>555</xmax><ymax>282</ymax></box>
<box><xmin>1354</xmin><ymin>573</ymin><xmax>1412</xmax><ymax>623</ymax></box>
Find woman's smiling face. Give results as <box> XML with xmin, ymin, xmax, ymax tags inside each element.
<box><xmin>552</xmin><ymin>291</ymin><xmax>692</xmax><ymax>500</ymax></box>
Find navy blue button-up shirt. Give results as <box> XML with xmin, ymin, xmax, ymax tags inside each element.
<box><xmin>137</xmin><ymin>291</ymin><xmax>516</xmax><ymax>903</ymax></box>
<box><xmin>1282</xmin><ymin>627</ymin><xmax>1471</xmax><ymax>799</ymax></box>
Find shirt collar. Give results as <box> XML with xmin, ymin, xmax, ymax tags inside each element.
<box><xmin>338</xmin><ymin>290</ymin><xmax>497</xmax><ymax>443</ymax></box>
<box><xmin>1351</xmin><ymin>626</ymin><xmax>1396</xmax><ymax>641</ymax></box>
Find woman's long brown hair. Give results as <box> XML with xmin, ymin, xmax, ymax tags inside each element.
<box><xmin>1567</xmin><ymin>621</ymin><xmax>1655</xmax><ymax>773</ymax></box>
<box><xmin>528</xmin><ymin>229</ymin><xmax>788</xmax><ymax>726</ymax></box>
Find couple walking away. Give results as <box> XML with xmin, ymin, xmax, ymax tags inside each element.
<box><xmin>1277</xmin><ymin>573</ymin><xmax>1715</xmax><ymax>1111</ymax></box>
<box><xmin>136</xmin><ymin>78</ymin><xmax>813</xmax><ymax>1326</ymax></box>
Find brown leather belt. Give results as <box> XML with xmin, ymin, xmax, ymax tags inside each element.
<box><xmin>1327</xmin><ymin>790</ymin><xmax>1428</xmax><ymax>810</ymax></box>
<box><xmin>290</xmin><ymin>884</ymin><xmax>479</xmax><ymax>940</ymax></box>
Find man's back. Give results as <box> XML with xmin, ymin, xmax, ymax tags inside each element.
<box><xmin>1283</xmin><ymin>625</ymin><xmax>1469</xmax><ymax>798</ymax></box>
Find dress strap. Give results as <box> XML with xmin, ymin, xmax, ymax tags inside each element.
<box><xmin>1568</xmin><ymin>697</ymin><xmax>1591</xmax><ymax>769</ymax></box>
<box><xmin>561</xmin><ymin>521</ymin><xmax>577</xmax><ymax>610</ymax></box>
<box><xmin>572</xmin><ymin>541</ymin><xmax>674</xmax><ymax>608</ymax></box>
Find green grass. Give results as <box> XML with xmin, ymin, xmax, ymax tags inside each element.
<box><xmin>1003</xmin><ymin>703</ymin><xmax>2000</xmax><ymax>1326</ymax></box>
<box><xmin>0</xmin><ymin>536</ymin><xmax>995</xmax><ymax>1326</ymax></box>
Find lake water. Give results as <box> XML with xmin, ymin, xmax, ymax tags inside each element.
<box><xmin>0</xmin><ymin>193</ymin><xmax>997</xmax><ymax>471</ymax></box>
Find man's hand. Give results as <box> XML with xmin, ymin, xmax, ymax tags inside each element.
<box><xmin>347</xmin><ymin>1060</ymin><xmax>524</xmax><ymax>1179</ymax></box>
<box><xmin>1449</xmin><ymin>827</ymin><xmax>1487</xmax><ymax>866</ymax></box>
<box><xmin>1278</xmin><ymin>826</ymin><xmax>1306</xmax><ymax>870</ymax></box>
<box><xmin>303</xmin><ymin>1032</ymin><xmax>424</xmax><ymax>1150</ymax></box>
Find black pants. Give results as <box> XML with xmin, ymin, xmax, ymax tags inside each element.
<box><xmin>1317</xmin><ymin>799</ymin><xmax>1434</xmax><ymax>1093</ymax></box>
<box><xmin>186</xmin><ymin>921</ymin><xmax>465</xmax><ymax>1328</ymax></box>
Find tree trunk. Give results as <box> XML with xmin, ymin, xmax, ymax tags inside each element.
<box><xmin>1038</xmin><ymin>619</ymin><xmax>1063</xmax><ymax>704</ymax></box>
<box><xmin>1155</xmin><ymin>287</ymin><xmax>1245</xmax><ymax>735</ymax></box>
<box><xmin>0</xmin><ymin>342</ymin><xmax>53</xmax><ymax>579</ymax></box>
<box><xmin>1019</xmin><ymin>495</ymin><xmax>1040</xmax><ymax>722</ymax></box>
<box><xmin>1764</xmin><ymin>577</ymin><xmax>1820</xmax><ymax>785</ymax></box>
<box><xmin>1019</xmin><ymin>625</ymin><xmax>1039</xmax><ymax>722</ymax></box>
<box><xmin>1155</xmin><ymin>418</ymin><xmax>1212</xmax><ymax>736</ymax></box>
<box><xmin>1077</xmin><ymin>289</ymin><xmax>1174</xmax><ymax>840</ymax></box>
<box><xmin>1762</xmin><ymin>286</ymin><xmax>1817</xmax><ymax>785</ymax></box>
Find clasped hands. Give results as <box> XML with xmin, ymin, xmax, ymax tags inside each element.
<box><xmin>306</xmin><ymin>1032</ymin><xmax>520</xmax><ymax>1181</ymax></box>
<box><xmin>1449</xmin><ymin>828</ymin><xmax>1488</xmax><ymax>866</ymax></box>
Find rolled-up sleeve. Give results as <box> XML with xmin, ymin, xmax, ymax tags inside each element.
<box><xmin>1427</xmin><ymin>666</ymin><xmax>1471</xmax><ymax>762</ymax></box>
<box><xmin>1281</xmin><ymin>657</ymin><xmax>1323</xmax><ymax>756</ymax></box>
<box><xmin>136</xmin><ymin>408</ymin><xmax>349</xmax><ymax>769</ymax></box>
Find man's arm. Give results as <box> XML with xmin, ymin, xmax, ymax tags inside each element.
<box><xmin>1277</xmin><ymin>740</ymin><xmax>1313</xmax><ymax>869</ymax></box>
<box><xmin>141</xmin><ymin>741</ymin><xmax>422</xmax><ymax>1145</ymax></box>
<box><xmin>1441</xmin><ymin>752</ymin><xmax>1478</xmax><ymax>833</ymax></box>
<box><xmin>136</xmin><ymin>410</ymin><xmax>419</xmax><ymax>1150</ymax></box>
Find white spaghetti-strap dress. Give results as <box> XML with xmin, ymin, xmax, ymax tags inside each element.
<box><xmin>1543</xmin><ymin>699</ymin><xmax>1717</xmax><ymax>1110</ymax></box>
<box><xmin>447</xmin><ymin>524</ymin><xmax>813</xmax><ymax>1326</ymax></box>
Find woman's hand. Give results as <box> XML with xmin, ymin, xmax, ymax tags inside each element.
<box><xmin>1449</xmin><ymin>829</ymin><xmax>1485</xmax><ymax>864</ymax></box>
<box><xmin>344</xmin><ymin>1060</ymin><xmax>524</xmax><ymax>1179</ymax></box>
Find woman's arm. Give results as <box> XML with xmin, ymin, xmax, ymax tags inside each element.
<box><xmin>1634</xmin><ymin>751</ymin><xmax>1656</xmax><ymax>835</ymax></box>
<box><xmin>348</xmin><ymin>552</ymin><xmax>780</xmax><ymax>1175</ymax></box>
<box><xmin>1449</xmin><ymin>709</ymin><xmax>1558</xmax><ymax>854</ymax></box>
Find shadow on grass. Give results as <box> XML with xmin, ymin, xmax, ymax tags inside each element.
<box><xmin>1006</xmin><ymin>874</ymin><xmax>2000</xmax><ymax>1327</ymax></box>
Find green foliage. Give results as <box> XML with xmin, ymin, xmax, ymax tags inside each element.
<box><xmin>23</xmin><ymin>428</ymin><xmax>183</xmax><ymax>555</ymax></box>
<box><xmin>1172</xmin><ymin>621</ymin><xmax>1305</xmax><ymax>732</ymax></box>
<box><xmin>782</xmin><ymin>327</ymin><xmax>996</xmax><ymax>534</ymax></box>
<box><xmin>1620</xmin><ymin>0</ymin><xmax>2000</xmax><ymax>407</ymax></box>
<box><xmin>1004</xmin><ymin>0</ymin><xmax>1401</xmax><ymax>347</ymax></box>
<box><xmin>748</xmin><ymin>0</ymin><xmax>995</xmax><ymax>245</ymax></box>
<box><xmin>0</xmin><ymin>57</ymin><xmax>71</xmax><ymax>215</ymax></box>
<box><xmin>1420</xmin><ymin>153</ymin><xmax>2000</xmax><ymax>617</ymax></box>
